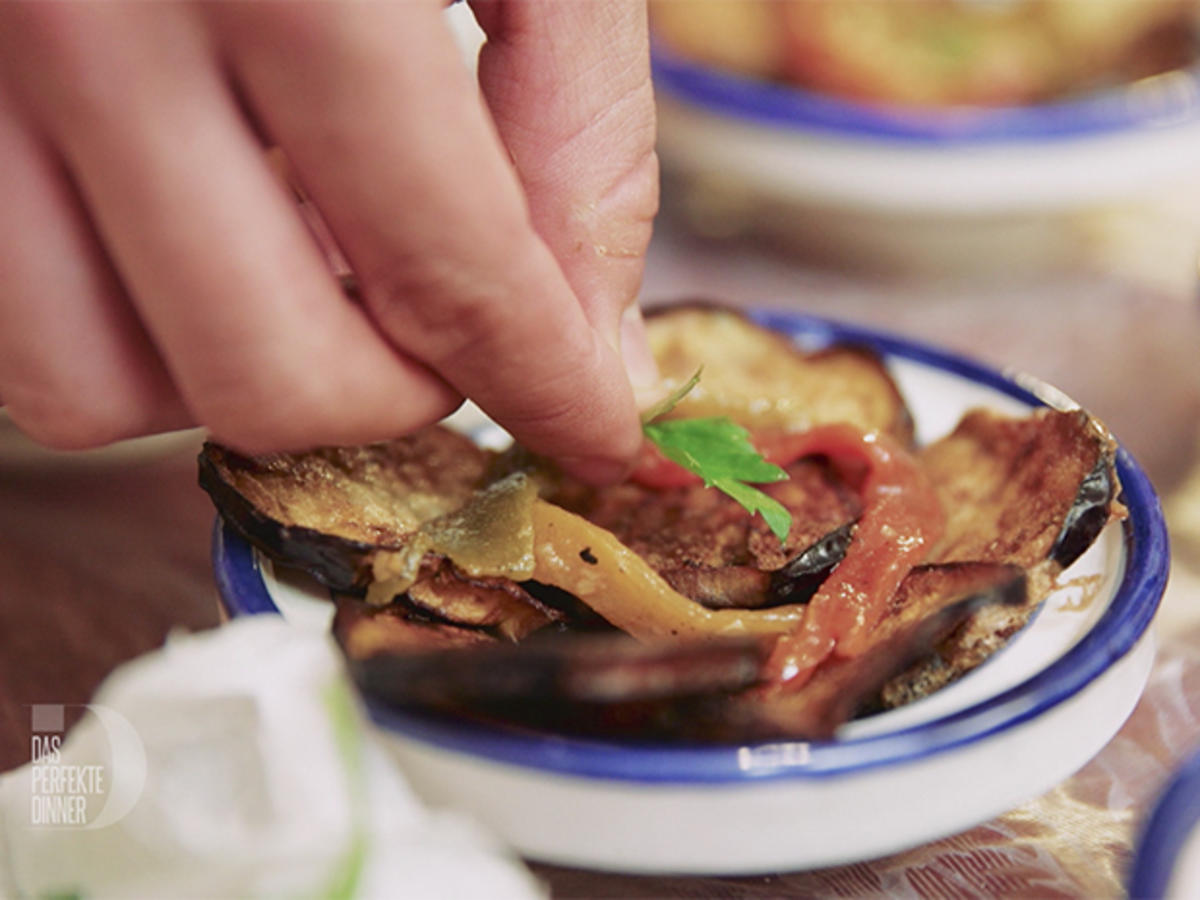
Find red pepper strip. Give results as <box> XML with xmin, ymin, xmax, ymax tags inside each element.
<box><xmin>629</xmin><ymin>423</ymin><xmax>944</xmax><ymax>692</ymax></box>
<box><xmin>755</xmin><ymin>424</ymin><xmax>944</xmax><ymax>692</ymax></box>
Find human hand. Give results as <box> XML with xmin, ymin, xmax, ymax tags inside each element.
<box><xmin>0</xmin><ymin>0</ymin><xmax>658</xmax><ymax>482</ymax></box>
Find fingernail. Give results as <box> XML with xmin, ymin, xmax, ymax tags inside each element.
<box><xmin>619</xmin><ymin>305</ymin><xmax>660</xmax><ymax>394</ymax></box>
<box><xmin>558</xmin><ymin>454</ymin><xmax>632</xmax><ymax>486</ymax></box>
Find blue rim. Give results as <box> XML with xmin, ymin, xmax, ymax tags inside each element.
<box><xmin>213</xmin><ymin>311</ymin><xmax>1169</xmax><ymax>784</ymax></box>
<box><xmin>652</xmin><ymin>43</ymin><xmax>1200</xmax><ymax>144</ymax></box>
<box><xmin>1130</xmin><ymin>746</ymin><xmax>1200</xmax><ymax>897</ymax></box>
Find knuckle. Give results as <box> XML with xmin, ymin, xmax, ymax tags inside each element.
<box><xmin>359</xmin><ymin>237</ymin><xmax>535</xmax><ymax>370</ymax></box>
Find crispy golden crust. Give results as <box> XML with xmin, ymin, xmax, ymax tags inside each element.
<box><xmin>199</xmin><ymin>426</ymin><xmax>492</xmax><ymax>590</ymax></box>
<box><xmin>646</xmin><ymin>305</ymin><xmax>915</xmax><ymax>444</ymax></box>
<box><xmin>923</xmin><ymin>407</ymin><xmax>1118</xmax><ymax>569</ymax></box>
<box><xmin>880</xmin><ymin>408</ymin><xmax>1121</xmax><ymax>709</ymax></box>
<box><xmin>203</xmin><ymin>426</ymin><xmax>490</xmax><ymax>547</ymax></box>
<box><xmin>333</xmin><ymin>595</ymin><xmax>497</xmax><ymax>662</ymax></box>
<box><xmin>405</xmin><ymin>559</ymin><xmax>561</xmax><ymax>643</ymax></box>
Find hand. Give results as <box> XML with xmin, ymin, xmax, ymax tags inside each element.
<box><xmin>0</xmin><ymin>0</ymin><xmax>658</xmax><ymax>482</ymax></box>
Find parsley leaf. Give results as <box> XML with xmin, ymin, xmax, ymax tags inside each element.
<box><xmin>641</xmin><ymin>373</ymin><xmax>792</xmax><ymax>543</ymax></box>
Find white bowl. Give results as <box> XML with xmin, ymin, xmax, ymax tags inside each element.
<box><xmin>1130</xmin><ymin>747</ymin><xmax>1200</xmax><ymax>898</ymax></box>
<box><xmin>652</xmin><ymin>47</ymin><xmax>1200</xmax><ymax>270</ymax></box>
<box><xmin>212</xmin><ymin>311</ymin><xmax>1168</xmax><ymax>874</ymax></box>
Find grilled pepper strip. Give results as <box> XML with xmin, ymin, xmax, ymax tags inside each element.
<box><xmin>755</xmin><ymin>424</ymin><xmax>945</xmax><ymax>691</ymax></box>
<box><xmin>631</xmin><ymin>423</ymin><xmax>944</xmax><ymax>690</ymax></box>
<box><xmin>529</xmin><ymin>500</ymin><xmax>805</xmax><ymax>640</ymax></box>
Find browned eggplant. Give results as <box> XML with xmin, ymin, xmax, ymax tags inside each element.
<box><xmin>199</xmin><ymin>427</ymin><xmax>491</xmax><ymax>591</ymax></box>
<box><xmin>646</xmin><ymin>304</ymin><xmax>915</xmax><ymax>445</ymax></box>
<box><xmin>401</xmin><ymin>559</ymin><xmax>562</xmax><ymax>642</ymax></box>
<box><xmin>198</xmin><ymin>305</ymin><xmax>1123</xmax><ymax>742</ymax></box>
<box><xmin>739</xmin><ymin>562</ymin><xmax>1028</xmax><ymax>740</ymax></box>
<box><xmin>543</xmin><ymin>455</ymin><xmax>861</xmax><ymax>609</ymax></box>
<box><xmin>333</xmin><ymin>595</ymin><xmax>498</xmax><ymax>662</ymax></box>
<box><xmin>883</xmin><ymin>407</ymin><xmax>1121</xmax><ymax>709</ymax></box>
<box><xmin>351</xmin><ymin>561</ymin><xmax>1023</xmax><ymax>742</ymax></box>
<box><xmin>349</xmin><ymin>631</ymin><xmax>769</xmax><ymax>710</ymax></box>
<box><xmin>922</xmin><ymin>407</ymin><xmax>1119</xmax><ymax>570</ymax></box>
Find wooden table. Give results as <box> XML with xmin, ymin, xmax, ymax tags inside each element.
<box><xmin>4</xmin><ymin>222</ymin><xmax>1200</xmax><ymax>895</ymax></box>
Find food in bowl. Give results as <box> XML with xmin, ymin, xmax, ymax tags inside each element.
<box><xmin>198</xmin><ymin>305</ymin><xmax>1122</xmax><ymax>741</ymax></box>
<box><xmin>650</xmin><ymin>0</ymin><xmax>1198</xmax><ymax>106</ymax></box>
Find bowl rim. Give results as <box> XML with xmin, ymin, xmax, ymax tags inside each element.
<box><xmin>1129</xmin><ymin>746</ymin><xmax>1200</xmax><ymax>897</ymax></box>
<box><xmin>651</xmin><ymin>42</ymin><xmax>1200</xmax><ymax>145</ymax></box>
<box><xmin>211</xmin><ymin>310</ymin><xmax>1169</xmax><ymax>785</ymax></box>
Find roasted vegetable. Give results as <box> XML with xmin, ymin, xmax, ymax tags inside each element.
<box><xmin>349</xmin><ymin>629</ymin><xmax>769</xmax><ymax>709</ymax></box>
<box><xmin>922</xmin><ymin>407</ymin><xmax>1119</xmax><ymax>571</ymax></box>
<box><xmin>200</xmin><ymin>305</ymin><xmax>1123</xmax><ymax>741</ymax></box>
<box><xmin>347</xmin><ymin>562</ymin><xmax>1025</xmax><ymax>742</ymax></box>
<box><xmin>878</xmin><ymin>406</ymin><xmax>1122</xmax><ymax>707</ymax></box>
<box><xmin>646</xmin><ymin>305</ymin><xmax>915</xmax><ymax>444</ymax></box>
<box><xmin>199</xmin><ymin>427</ymin><xmax>490</xmax><ymax>592</ymax></box>
<box><xmin>544</xmin><ymin>454</ymin><xmax>861</xmax><ymax>607</ymax></box>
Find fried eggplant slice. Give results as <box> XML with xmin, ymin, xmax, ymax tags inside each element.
<box><xmin>349</xmin><ymin>631</ymin><xmax>768</xmax><ymax>710</ymax></box>
<box><xmin>404</xmin><ymin>559</ymin><xmax>562</xmax><ymax>642</ymax></box>
<box><xmin>543</xmin><ymin>455</ymin><xmax>860</xmax><ymax>609</ymax></box>
<box><xmin>646</xmin><ymin>304</ymin><xmax>915</xmax><ymax>444</ymax></box>
<box><xmin>742</xmin><ymin>562</ymin><xmax>1028</xmax><ymax>740</ymax></box>
<box><xmin>877</xmin><ymin>595</ymin><xmax>1038</xmax><ymax>711</ymax></box>
<box><xmin>363</xmin><ymin>562</ymin><xmax>1024</xmax><ymax>742</ymax></box>
<box><xmin>922</xmin><ymin>407</ymin><xmax>1119</xmax><ymax>570</ymax></box>
<box><xmin>886</xmin><ymin>407</ymin><xmax>1122</xmax><ymax>708</ymax></box>
<box><xmin>199</xmin><ymin>427</ymin><xmax>491</xmax><ymax>591</ymax></box>
<box><xmin>333</xmin><ymin>595</ymin><xmax>497</xmax><ymax>662</ymax></box>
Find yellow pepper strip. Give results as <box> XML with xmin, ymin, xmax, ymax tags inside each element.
<box><xmin>529</xmin><ymin>500</ymin><xmax>804</xmax><ymax>642</ymax></box>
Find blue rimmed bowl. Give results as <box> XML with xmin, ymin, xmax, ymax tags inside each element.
<box><xmin>1130</xmin><ymin>746</ymin><xmax>1200</xmax><ymax>897</ymax></box>
<box><xmin>651</xmin><ymin>44</ymin><xmax>1200</xmax><ymax>269</ymax></box>
<box><xmin>212</xmin><ymin>311</ymin><xmax>1168</xmax><ymax>874</ymax></box>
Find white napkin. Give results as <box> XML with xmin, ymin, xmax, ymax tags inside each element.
<box><xmin>0</xmin><ymin>617</ymin><xmax>544</xmax><ymax>899</ymax></box>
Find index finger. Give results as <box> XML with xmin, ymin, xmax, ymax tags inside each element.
<box><xmin>210</xmin><ymin>1</ymin><xmax>644</xmax><ymax>480</ymax></box>
<box><xmin>473</xmin><ymin>0</ymin><xmax>660</xmax><ymax>386</ymax></box>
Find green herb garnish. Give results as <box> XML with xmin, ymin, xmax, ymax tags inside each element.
<box><xmin>641</xmin><ymin>370</ymin><xmax>792</xmax><ymax>543</ymax></box>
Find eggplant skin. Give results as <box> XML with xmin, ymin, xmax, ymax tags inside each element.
<box><xmin>200</xmin><ymin>447</ymin><xmax>377</xmax><ymax>592</ymax></box>
<box><xmin>1051</xmin><ymin>452</ymin><xmax>1118</xmax><ymax>569</ymax></box>
<box><xmin>198</xmin><ymin>428</ymin><xmax>490</xmax><ymax>592</ymax></box>
<box><xmin>922</xmin><ymin>407</ymin><xmax>1120</xmax><ymax>570</ymax></box>
<box><xmin>768</xmin><ymin>521</ymin><xmax>856</xmax><ymax>607</ymax></box>
<box><xmin>405</xmin><ymin>562</ymin><xmax>1025</xmax><ymax>743</ymax></box>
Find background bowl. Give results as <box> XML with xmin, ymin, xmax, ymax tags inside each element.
<box><xmin>1130</xmin><ymin>745</ymin><xmax>1200</xmax><ymax>897</ymax></box>
<box><xmin>652</xmin><ymin>43</ymin><xmax>1200</xmax><ymax>272</ymax></box>
<box><xmin>212</xmin><ymin>311</ymin><xmax>1168</xmax><ymax>874</ymax></box>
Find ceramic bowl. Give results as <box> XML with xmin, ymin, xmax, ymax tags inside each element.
<box><xmin>652</xmin><ymin>46</ymin><xmax>1200</xmax><ymax>270</ymax></box>
<box><xmin>212</xmin><ymin>311</ymin><xmax>1168</xmax><ymax>874</ymax></box>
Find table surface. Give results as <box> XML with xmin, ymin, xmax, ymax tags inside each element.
<box><xmin>4</xmin><ymin>211</ymin><xmax>1200</xmax><ymax>898</ymax></box>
